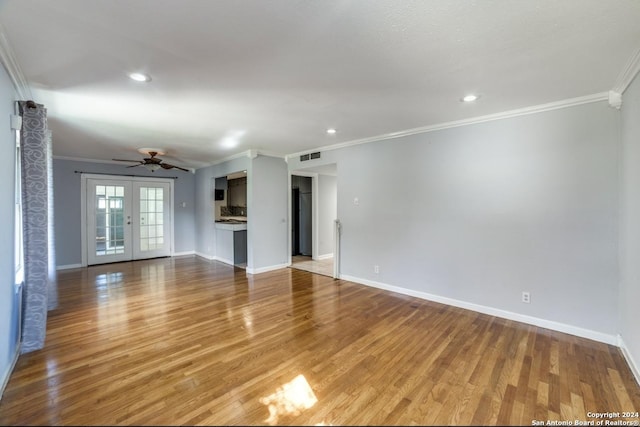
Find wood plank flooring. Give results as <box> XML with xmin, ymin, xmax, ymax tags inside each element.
<box><xmin>1</xmin><ymin>256</ymin><xmax>639</xmax><ymax>426</ymax></box>
<box><xmin>290</xmin><ymin>255</ymin><xmax>334</xmax><ymax>277</ymax></box>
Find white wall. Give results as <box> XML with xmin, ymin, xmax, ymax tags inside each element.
<box><xmin>318</xmin><ymin>174</ymin><xmax>337</xmax><ymax>257</ymax></box>
<box><xmin>288</xmin><ymin>100</ymin><xmax>620</xmax><ymax>340</ymax></box>
<box><xmin>0</xmin><ymin>65</ymin><xmax>18</xmax><ymax>394</ymax></box>
<box><xmin>620</xmin><ymin>72</ymin><xmax>640</xmax><ymax>381</ymax></box>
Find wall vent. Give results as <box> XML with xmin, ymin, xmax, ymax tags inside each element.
<box><xmin>300</xmin><ymin>152</ymin><xmax>321</xmax><ymax>161</ymax></box>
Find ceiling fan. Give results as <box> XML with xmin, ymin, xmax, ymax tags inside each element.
<box><xmin>113</xmin><ymin>149</ymin><xmax>190</xmax><ymax>172</ymax></box>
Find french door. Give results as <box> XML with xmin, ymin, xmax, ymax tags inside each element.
<box><xmin>84</xmin><ymin>175</ymin><xmax>172</xmax><ymax>265</ymax></box>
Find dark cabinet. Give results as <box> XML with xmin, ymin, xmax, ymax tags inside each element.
<box><xmin>233</xmin><ymin>230</ymin><xmax>247</xmax><ymax>264</ymax></box>
<box><xmin>227</xmin><ymin>177</ymin><xmax>247</xmax><ymax>207</ymax></box>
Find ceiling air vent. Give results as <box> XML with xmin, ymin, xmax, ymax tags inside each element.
<box><xmin>300</xmin><ymin>151</ymin><xmax>321</xmax><ymax>161</ymax></box>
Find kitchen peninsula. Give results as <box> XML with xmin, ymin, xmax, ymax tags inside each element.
<box><xmin>214</xmin><ymin>171</ymin><xmax>248</xmax><ymax>267</ymax></box>
<box><xmin>214</xmin><ymin>219</ymin><xmax>247</xmax><ymax>268</ymax></box>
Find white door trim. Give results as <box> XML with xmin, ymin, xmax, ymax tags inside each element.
<box><xmin>80</xmin><ymin>173</ymin><xmax>175</xmax><ymax>267</ymax></box>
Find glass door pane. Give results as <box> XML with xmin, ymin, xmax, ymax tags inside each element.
<box><xmin>95</xmin><ymin>185</ymin><xmax>126</xmax><ymax>256</ymax></box>
<box><xmin>133</xmin><ymin>182</ymin><xmax>171</xmax><ymax>259</ymax></box>
<box><xmin>87</xmin><ymin>179</ymin><xmax>132</xmax><ymax>265</ymax></box>
<box><xmin>139</xmin><ymin>186</ymin><xmax>164</xmax><ymax>252</ymax></box>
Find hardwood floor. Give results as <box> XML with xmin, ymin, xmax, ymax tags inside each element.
<box><xmin>1</xmin><ymin>256</ymin><xmax>639</xmax><ymax>426</ymax></box>
<box><xmin>290</xmin><ymin>255</ymin><xmax>334</xmax><ymax>277</ymax></box>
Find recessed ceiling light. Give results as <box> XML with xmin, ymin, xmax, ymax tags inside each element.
<box><xmin>462</xmin><ymin>94</ymin><xmax>478</xmax><ymax>102</ymax></box>
<box><xmin>129</xmin><ymin>72</ymin><xmax>151</xmax><ymax>82</ymax></box>
<box><xmin>326</xmin><ymin>128</ymin><xmax>337</xmax><ymax>135</ymax></box>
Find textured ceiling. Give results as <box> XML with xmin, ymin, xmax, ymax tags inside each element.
<box><xmin>1</xmin><ymin>0</ymin><xmax>639</xmax><ymax>169</ymax></box>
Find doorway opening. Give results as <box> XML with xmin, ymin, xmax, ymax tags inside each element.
<box><xmin>288</xmin><ymin>166</ymin><xmax>337</xmax><ymax>278</ymax></box>
<box><xmin>291</xmin><ymin>175</ymin><xmax>312</xmax><ymax>258</ymax></box>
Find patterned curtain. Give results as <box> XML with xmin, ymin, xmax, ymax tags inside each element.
<box><xmin>18</xmin><ymin>100</ymin><xmax>56</xmax><ymax>354</ymax></box>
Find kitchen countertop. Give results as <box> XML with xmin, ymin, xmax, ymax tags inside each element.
<box><xmin>215</xmin><ymin>218</ymin><xmax>247</xmax><ymax>231</ymax></box>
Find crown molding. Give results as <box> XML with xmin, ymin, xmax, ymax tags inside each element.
<box><xmin>56</xmin><ymin>149</ymin><xmax>286</xmax><ymax>172</ymax></box>
<box><xmin>0</xmin><ymin>24</ymin><xmax>32</xmax><ymax>100</ymax></box>
<box><xmin>612</xmin><ymin>47</ymin><xmax>640</xmax><ymax>95</ymax></box>
<box><xmin>53</xmin><ymin>155</ymin><xmax>131</xmax><ymax>165</ymax></box>
<box><xmin>286</xmin><ymin>92</ymin><xmax>609</xmax><ymax>160</ymax></box>
<box><xmin>53</xmin><ymin>155</ymin><xmax>197</xmax><ymax>173</ymax></box>
<box><xmin>204</xmin><ymin>149</ymin><xmax>254</xmax><ymax>168</ymax></box>
<box><xmin>608</xmin><ymin>91</ymin><xmax>622</xmax><ymax>110</ymax></box>
<box><xmin>198</xmin><ymin>149</ymin><xmax>285</xmax><ymax>170</ymax></box>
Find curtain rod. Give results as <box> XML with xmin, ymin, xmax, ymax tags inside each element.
<box><xmin>74</xmin><ymin>171</ymin><xmax>179</xmax><ymax>179</ymax></box>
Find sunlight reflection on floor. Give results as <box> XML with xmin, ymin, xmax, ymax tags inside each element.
<box><xmin>259</xmin><ymin>374</ymin><xmax>319</xmax><ymax>425</ymax></box>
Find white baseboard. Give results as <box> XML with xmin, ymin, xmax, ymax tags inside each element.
<box><xmin>246</xmin><ymin>263</ymin><xmax>289</xmax><ymax>275</ymax></box>
<box><xmin>340</xmin><ymin>274</ymin><xmax>618</xmax><ymax>346</ymax></box>
<box><xmin>1</xmin><ymin>343</ymin><xmax>20</xmax><ymax>400</ymax></box>
<box><xmin>56</xmin><ymin>263</ymin><xmax>82</xmax><ymax>270</ymax></box>
<box><xmin>172</xmin><ymin>251</ymin><xmax>195</xmax><ymax>257</ymax></box>
<box><xmin>214</xmin><ymin>256</ymin><xmax>235</xmax><ymax>266</ymax></box>
<box><xmin>316</xmin><ymin>253</ymin><xmax>334</xmax><ymax>260</ymax></box>
<box><xmin>58</xmin><ymin>253</ymin><xmax>197</xmax><ymax>268</ymax></box>
<box><xmin>195</xmin><ymin>252</ymin><xmax>216</xmax><ymax>261</ymax></box>
<box><xmin>618</xmin><ymin>335</ymin><xmax>640</xmax><ymax>387</ymax></box>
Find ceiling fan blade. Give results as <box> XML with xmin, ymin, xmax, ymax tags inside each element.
<box><xmin>161</xmin><ymin>163</ymin><xmax>190</xmax><ymax>172</ymax></box>
<box><xmin>113</xmin><ymin>158</ymin><xmax>143</xmax><ymax>163</ymax></box>
<box><xmin>126</xmin><ymin>164</ymin><xmax>142</xmax><ymax>168</ymax></box>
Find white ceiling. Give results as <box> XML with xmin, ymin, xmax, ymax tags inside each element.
<box><xmin>1</xmin><ymin>0</ymin><xmax>639</xmax><ymax>170</ymax></box>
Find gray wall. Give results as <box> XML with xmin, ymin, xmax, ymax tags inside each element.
<box><xmin>248</xmin><ymin>155</ymin><xmax>288</xmax><ymax>271</ymax></box>
<box><xmin>53</xmin><ymin>158</ymin><xmax>196</xmax><ymax>266</ymax></box>
<box><xmin>0</xmin><ymin>65</ymin><xmax>18</xmax><ymax>393</ymax></box>
<box><xmin>194</xmin><ymin>154</ymin><xmax>288</xmax><ymax>272</ymax></box>
<box><xmin>620</xmin><ymin>73</ymin><xmax>640</xmax><ymax>375</ymax></box>
<box><xmin>318</xmin><ymin>174</ymin><xmax>337</xmax><ymax>257</ymax></box>
<box><xmin>288</xmin><ymin>100</ymin><xmax>619</xmax><ymax>336</ymax></box>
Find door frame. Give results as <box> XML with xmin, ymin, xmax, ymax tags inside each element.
<box><xmin>80</xmin><ymin>173</ymin><xmax>175</xmax><ymax>267</ymax></box>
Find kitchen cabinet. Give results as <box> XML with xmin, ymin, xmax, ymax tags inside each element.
<box><xmin>214</xmin><ymin>221</ymin><xmax>247</xmax><ymax>267</ymax></box>
<box><xmin>227</xmin><ymin>177</ymin><xmax>247</xmax><ymax>207</ymax></box>
<box><xmin>233</xmin><ymin>230</ymin><xmax>247</xmax><ymax>264</ymax></box>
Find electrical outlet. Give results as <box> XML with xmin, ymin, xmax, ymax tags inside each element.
<box><xmin>374</xmin><ymin>265</ymin><xmax>379</xmax><ymax>274</ymax></box>
<box><xmin>522</xmin><ymin>291</ymin><xmax>530</xmax><ymax>304</ymax></box>
<box><xmin>354</xmin><ymin>197</ymin><xmax>359</xmax><ymax>205</ymax></box>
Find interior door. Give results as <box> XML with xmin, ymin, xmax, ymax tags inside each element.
<box><xmin>299</xmin><ymin>192</ymin><xmax>312</xmax><ymax>256</ymax></box>
<box><xmin>87</xmin><ymin>179</ymin><xmax>133</xmax><ymax>265</ymax></box>
<box><xmin>292</xmin><ymin>188</ymin><xmax>300</xmax><ymax>255</ymax></box>
<box><xmin>86</xmin><ymin>177</ymin><xmax>172</xmax><ymax>265</ymax></box>
<box><xmin>132</xmin><ymin>181</ymin><xmax>171</xmax><ymax>260</ymax></box>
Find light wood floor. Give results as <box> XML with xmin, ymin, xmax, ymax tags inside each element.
<box><xmin>1</xmin><ymin>256</ymin><xmax>638</xmax><ymax>426</ymax></box>
<box><xmin>290</xmin><ymin>255</ymin><xmax>334</xmax><ymax>277</ymax></box>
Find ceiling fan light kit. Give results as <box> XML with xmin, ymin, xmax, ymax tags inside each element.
<box><xmin>112</xmin><ymin>149</ymin><xmax>190</xmax><ymax>172</ymax></box>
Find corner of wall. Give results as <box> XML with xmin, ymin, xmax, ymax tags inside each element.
<box><xmin>618</xmin><ymin>335</ymin><xmax>640</xmax><ymax>387</ymax></box>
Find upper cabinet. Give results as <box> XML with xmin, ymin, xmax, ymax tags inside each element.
<box><xmin>227</xmin><ymin>177</ymin><xmax>247</xmax><ymax>207</ymax></box>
